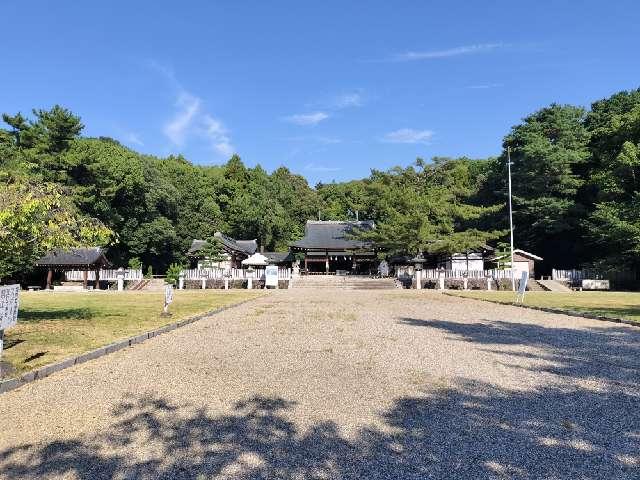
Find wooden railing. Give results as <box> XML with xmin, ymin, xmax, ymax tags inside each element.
<box><xmin>396</xmin><ymin>269</ymin><xmax>514</xmax><ymax>280</ymax></box>
<box><xmin>181</xmin><ymin>267</ymin><xmax>292</xmax><ymax>281</ymax></box>
<box><xmin>552</xmin><ymin>269</ymin><xmax>637</xmax><ymax>283</ymax></box>
<box><xmin>65</xmin><ymin>269</ymin><xmax>143</xmax><ymax>281</ymax></box>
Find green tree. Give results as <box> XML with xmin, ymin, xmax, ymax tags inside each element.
<box><xmin>0</xmin><ymin>180</ymin><xmax>112</xmax><ymax>281</ymax></box>
<box><xmin>199</xmin><ymin>237</ymin><xmax>227</xmax><ymax>267</ymax></box>
<box><xmin>498</xmin><ymin>104</ymin><xmax>591</xmax><ymax>268</ymax></box>
<box><xmin>355</xmin><ymin>160</ymin><xmax>503</xmax><ymax>255</ymax></box>
<box><xmin>583</xmin><ymin>89</ymin><xmax>640</xmax><ymax>268</ymax></box>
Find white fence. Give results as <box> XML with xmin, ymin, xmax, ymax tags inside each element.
<box><xmin>397</xmin><ymin>268</ymin><xmax>514</xmax><ymax>280</ymax></box>
<box><xmin>181</xmin><ymin>267</ymin><xmax>292</xmax><ymax>281</ymax></box>
<box><xmin>65</xmin><ymin>269</ymin><xmax>143</xmax><ymax>281</ymax></box>
<box><xmin>552</xmin><ymin>268</ymin><xmax>637</xmax><ymax>283</ymax></box>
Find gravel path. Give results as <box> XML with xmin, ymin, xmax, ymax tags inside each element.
<box><xmin>1</xmin><ymin>290</ymin><xmax>639</xmax><ymax>479</ymax></box>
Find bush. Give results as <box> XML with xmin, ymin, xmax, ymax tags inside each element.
<box><xmin>184</xmin><ymin>279</ymin><xmax>266</xmax><ymax>289</ymax></box>
<box><xmin>467</xmin><ymin>278</ymin><xmax>486</xmax><ymax>290</ymax></box>
<box><xmin>422</xmin><ymin>279</ymin><xmax>438</xmax><ymax>289</ymax></box>
<box><xmin>494</xmin><ymin>278</ymin><xmax>526</xmax><ymax>291</ymax></box>
<box><xmin>165</xmin><ymin>263</ymin><xmax>183</xmax><ymax>286</ymax></box>
<box><xmin>444</xmin><ymin>279</ymin><xmax>464</xmax><ymax>290</ymax></box>
<box><xmin>144</xmin><ymin>265</ymin><xmax>153</xmax><ymax>279</ymax></box>
<box><xmin>128</xmin><ymin>257</ymin><xmax>142</xmax><ymax>270</ymax></box>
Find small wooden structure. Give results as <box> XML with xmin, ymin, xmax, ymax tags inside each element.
<box><xmin>35</xmin><ymin>247</ymin><xmax>111</xmax><ymax>290</ymax></box>
<box><xmin>488</xmin><ymin>249</ymin><xmax>543</xmax><ymax>279</ymax></box>
<box><xmin>187</xmin><ymin>232</ymin><xmax>258</xmax><ymax>269</ymax></box>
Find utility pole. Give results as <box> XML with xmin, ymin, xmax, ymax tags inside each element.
<box><xmin>507</xmin><ymin>146</ymin><xmax>516</xmax><ymax>291</ymax></box>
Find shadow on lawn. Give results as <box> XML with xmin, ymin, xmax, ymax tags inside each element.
<box><xmin>1</xmin><ymin>319</ymin><xmax>639</xmax><ymax>478</ymax></box>
<box><xmin>18</xmin><ymin>308</ymin><xmax>96</xmax><ymax>322</ymax></box>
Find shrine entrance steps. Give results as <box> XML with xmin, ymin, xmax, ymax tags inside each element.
<box><xmin>291</xmin><ymin>275</ymin><xmax>399</xmax><ymax>290</ymax></box>
<box><xmin>129</xmin><ymin>279</ymin><xmax>167</xmax><ymax>291</ymax></box>
<box><xmin>536</xmin><ymin>279</ymin><xmax>573</xmax><ymax>292</ymax></box>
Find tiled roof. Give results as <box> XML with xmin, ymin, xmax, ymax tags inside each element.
<box><xmin>262</xmin><ymin>251</ymin><xmax>295</xmax><ymax>264</ymax></box>
<box><xmin>35</xmin><ymin>247</ymin><xmax>111</xmax><ymax>268</ymax></box>
<box><xmin>290</xmin><ymin>220</ymin><xmax>374</xmax><ymax>250</ymax></box>
<box><xmin>188</xmin><ymin>232</ymin><xmax>258</xmax><ymax>256</ymax></box>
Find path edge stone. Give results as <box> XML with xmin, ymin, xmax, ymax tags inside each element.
<box><xmin>443</xmin><ymin>292</ymin><xmax>640</xmax><ymax>328</ymax></box>
<box><xmin>0</xmin><ymin>296</ymin><xmax>259</xmax><ymax>395</ymax></box>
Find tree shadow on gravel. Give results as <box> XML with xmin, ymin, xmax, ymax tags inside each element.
<box><xmin>1</xmin><ymin>383</ymin><xmax>638</xmax><ymax>479</ymax></box>
<box><xmin>2</xmin><ymin>315</ymin><xmax>639</xmax><ymax>478</ymax></box>
<box><xmin>399</xmin><ymin>317</ymin><xmax>640</xmax><ymax>387</ymax></box>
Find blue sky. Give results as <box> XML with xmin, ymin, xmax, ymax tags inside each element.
<box><xmin>2</xmin><ymin>1</ymin><xmax>640</xmax><ymax>184</ymax></box>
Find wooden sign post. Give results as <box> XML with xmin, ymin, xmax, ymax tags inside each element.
<box><xmin>161</xmin><ymin>284</ymin><xmax>174</xmax><ymax>317</ymax></box>
<box><xmin>0</xmin><ymin>285</ymin><xmax>20</xmax><ymax>362</ymax></box>
<box><xmin>515</xmin><ymin>271</ymin><xmax>529</xmax><ymax>303</ymax></box>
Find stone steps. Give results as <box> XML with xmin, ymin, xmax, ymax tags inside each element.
<box><xmin>527</xmin><ymin>279</ymin><xmax>547</xmax><ymax>292</ymax></box>
<box><xmin>537</xmin><ymin>279</ymin><xmax>573</xmax><ymax>292</ymax></box>
<box><xmin>136</xmin><ymin>279</ymin><xmax>168</xmax><ymax>291</ymax></box>
<box><xmin>291</xmin><ymin>276</ymin><xmax>398</xmax><ymax>290</ymax></box>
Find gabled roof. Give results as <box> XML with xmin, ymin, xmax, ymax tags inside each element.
<box><xmin>188</xmin><ymin>232</ymin><xmax>258</xmax><ymax>257</ymax></box>
<box><xmin>290</xmin><ymin>220</ymin><xmax>374</xmax><ymax>250</ymax></box>
<box><xmin>35</xmin><ymin>247</ymin><xmax>111</xmax><ymax>268</ymax></box>
<box><xmin>490</xmin><ymin>249</ymin><xmax>543</xmax><ymax>262</ymax></box>
<box><xmin>263</xmin><ymin>251</ymin><xmax>295</xmax><ymax>264</ymax></box>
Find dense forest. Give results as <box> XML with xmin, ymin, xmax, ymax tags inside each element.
<box><xmin>2</xmin><ymin>87</ymin><xmax>640</xmax><ymax>280</ymax></box>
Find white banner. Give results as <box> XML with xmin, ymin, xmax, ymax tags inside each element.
<box><xmin>516</xmin><ymin>270</ymin><xmax>529</xmax><ymax>303</ymax></box>
<box><xmin>265</xmin><ymin>265</ymin><xmax>279</xmax><ymax>287</ymax></box>
<box><xmin>0</xmin><ymin>285</ymin><xmax>19</xmax><ymax>330</ymax></box>
<box><xmin>165</xmin><ymin>285</ymin><xmax>174</xmax><ymax>305</ymax></box>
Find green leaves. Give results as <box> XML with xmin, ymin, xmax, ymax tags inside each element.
<box><xmin>352</xmin><ymin>159</ymin><xmax>504</xmax><ymax>255</ymax></box>
<box><xmin>0</xmin><ymin>180</ymin><xmax>112</xmax><ymax>281</ymax></box>
<box><xmin>199</xmin><ymin>237</ymin><xmax>227</xmax><ymax>266</ymax></box>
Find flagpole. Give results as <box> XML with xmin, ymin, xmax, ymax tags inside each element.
<box><xmin>507</xmin><ymin>146</ymin><xmax>515</xmax><ymax>291</ymax></box>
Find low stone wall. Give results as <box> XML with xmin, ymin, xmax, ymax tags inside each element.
<box><xmin>410</xmin><ymin>277</ymin><xmax>524</xmax><ymax>291</ymax></box>
<box><xmin>184</xmin><ymin>279</ymin><xmax>289</xmax><ymax>289</ymax></box>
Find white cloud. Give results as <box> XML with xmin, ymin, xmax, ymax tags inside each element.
<box><xmin>152</xmin><ymin>60</ymin><xmax>235</xmax><ymax>158</ymax></box>
<box><xmin>164</xmin><ymin>91</ymin><xmax>201</xmax><ymax>146</ymax></box>
<box><xmin>283</xmin><ymin>111</ymin><xmax>329</xmax><ymax>126</ymax></box>
<box><xmin>383</xmin><ymin>128</ymin><xmax>434</xmax><ymax>144</ymax></box>
<box><xmin>283</xmin><ymin>135</ymin><xmax>341</xmax><ymax>145</ymax></box>
<box><xmin>466</xmin><ymin>83</ymin><xmax>504</xmax><ymax>89</ymax></box>
<box><xmin>332</xmin><ymin>92</ymin><xmax>363</xmax><ymax>109</ymax></box>
<box><xmin>202</xmin><ymin>114</ymin><xmax>234</xmax><ymax>157</ymax></box>
<box><xmin>393</xmin><ymin>43</ymin><xmax>504</xmax><ymax>61</ymax></box>
<box><xmin>305</xmin><ymin>163</ymin><xmax>342</xmax><ymax>172</ymax></box>
<box><xmin>123</xmin><ymin>132</ymin><xmax>144</xmax><ymax>147</ymax></box>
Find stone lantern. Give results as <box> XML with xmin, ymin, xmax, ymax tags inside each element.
<box><xmin>410</xmin><ymin>253</ymin><xmax>426</xmax><ymax>290</ymax></box>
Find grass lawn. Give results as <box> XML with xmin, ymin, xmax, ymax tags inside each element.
<box><xmin>2</xmin><ymin>290</ymin><xmax>261</xmax><ymax>377</ymax></box>
<box><xmin>450</xmin><ymin>291</ymin><xmax>640</xmax><ymax>323</ymax></box>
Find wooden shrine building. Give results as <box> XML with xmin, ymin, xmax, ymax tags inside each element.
<box><xmin>35</xmin><ymin>247</ymin><xmax>111</xmax><ymax>289</ymax></box>
<box><xmin>290</xmin><ymin>220</ymin><xmax>377</xmax><ymax>274</ymax></box>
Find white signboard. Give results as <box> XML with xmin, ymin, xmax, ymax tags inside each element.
<box><xmin>165</xmin><ymin>284</ymin><xmax>174</xmax><ymax>305</ymax></box>
<box><xmin>0</xmin><ymin>285</ymin><xmax>19</xmax><ymax>330</ymax></box>
<box><xmin>516</xmin><ymin>270</ymin><xmax>529</xmax><ymax>303</ymax></box>
<box><xmin>582</xmin><ymin>279</ymin><xmax>610</xmax><ymax>290</ymax></box>
<box><xmin>265</xmin><ymin>265</ymin><xmax>279</xmax><ymax>288</ymax></box>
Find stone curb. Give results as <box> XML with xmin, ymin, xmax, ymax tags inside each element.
<box><xmin>443</xmin><ymin>292</ymin><xmax>640</xmax><ymax>328</ymax></box>
<box><xmin>0</xmin><ymin>296</ymin><xmax>259</xmax><ymax>395</ymax></box>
